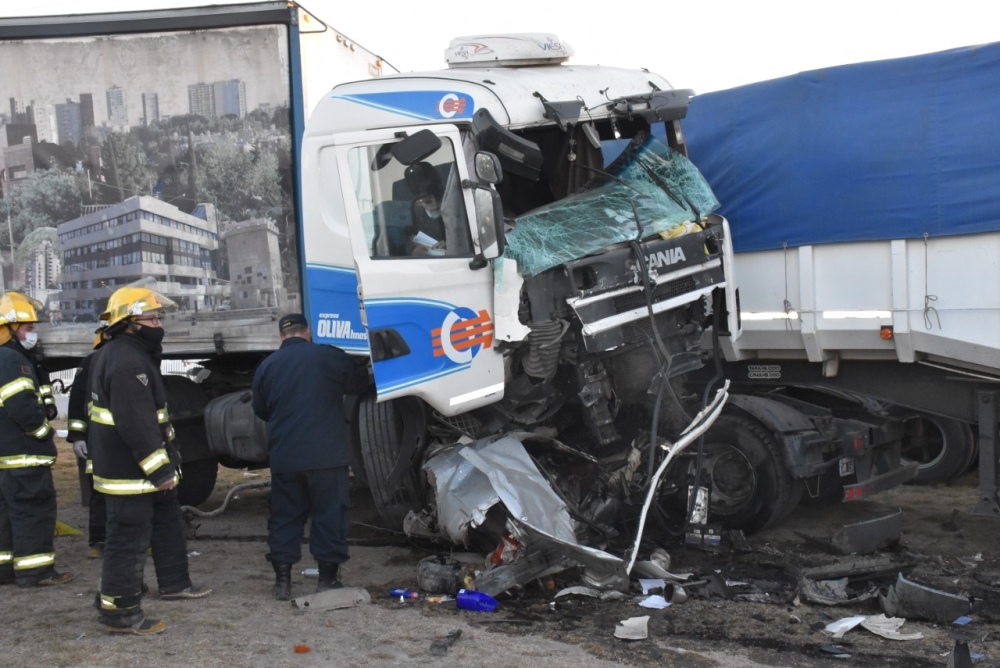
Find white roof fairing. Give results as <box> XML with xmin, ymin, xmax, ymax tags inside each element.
<box><xmin>306</xmin><ymin>65</ymin><xmax>675</xmax><ymax>136</ymax></box>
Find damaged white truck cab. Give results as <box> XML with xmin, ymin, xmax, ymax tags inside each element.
<box><xmin>300</xmin><ymin>34</ymin><xmax>737</xmax><ymax>533</ymax></box>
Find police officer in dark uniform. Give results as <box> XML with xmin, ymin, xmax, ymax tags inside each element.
<box><xmin>252</xmin><ymin>313</ymin><xmax>370</xmax><ymax>600</ymax></box>
<box><xmin>0</xmin><ymin>291</ymin><xmax>73</xmax><ymax>587</ymax></box>
<box><xmin>89</xmin><ymin>287</ymin><xmax>210</xmax><ymax>635</ymax></box>
<box><xmin>68</xmin><ymin>327</ymin><xmax>108</xmax><ymax>559</ymax></box>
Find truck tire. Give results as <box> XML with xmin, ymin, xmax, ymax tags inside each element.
<box><xmin>357</xmin><ymin>393</ymin><xmax>426</xmax><ymax>529</ymax></box>
<box><xmin>694</xmin><ymin>414</ymin><xmax>802</xmax><ymax>533</ymax></box>
<box><xmin>346</xmin><ymin>395</ymin><xmax>369</xmax><ymax>490</ymax></box>
<box><xmin>177</xmin><ymin>457</ymin><xmax>219</xmax><ymax>507</ymax></box>
<box><xmin>903</xmin><ymin>415</ymin><xmax>976</xmax><ymax>485</ymax></box>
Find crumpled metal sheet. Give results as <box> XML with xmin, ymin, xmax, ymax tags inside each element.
<box><xmin>423</xmin><ymin>435</ymin><xmax>625</xmax><ymax>590</ymax></box>
<box><xmin>504</xmin><ymin>136</ymin><xmax>720</xmax><ymax>277</ymax></box>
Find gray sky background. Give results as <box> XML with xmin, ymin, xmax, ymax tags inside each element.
<box><xmin>0</xmin><ymin>0</ymin><xmax>997</xmax><ymax>94</ymax></box>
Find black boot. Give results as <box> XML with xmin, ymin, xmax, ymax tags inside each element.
<box><xmin>316</xmin><ymin>562</ymin><xmax>343</xmax><ymax>593</ymax></box>
<box><xmin>272</xmin><ymin>562</ymin><xmax>292</xmax><ymax>601</ymax></box>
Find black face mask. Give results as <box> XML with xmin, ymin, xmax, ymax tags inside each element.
<box><xmin>135</xmin><ymin>324</ymin><xmax>165</xmax><ymax>345</ymax></box>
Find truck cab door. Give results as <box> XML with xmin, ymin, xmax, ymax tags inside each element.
<box><xmin>333</xmin><ymin>125</ymin><xmax>504</xmax><ymax>416</ymax></box>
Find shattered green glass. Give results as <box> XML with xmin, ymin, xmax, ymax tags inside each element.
<box><xmin>503</xmin><ymin>136</ymin><xmax>720</xmax><ymax>276</ymax></box>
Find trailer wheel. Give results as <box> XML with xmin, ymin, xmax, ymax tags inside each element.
<box><xmin>902</xmin><ymin>415</ymin><xmax>976</xmax><ymax>485</ymax></box>
<box><xmin>357</xmin><ymin>392</ymin><xmax>426</xmax><ymax>529</ymax></box>
<box><xmin>177</xmin><ymin>458</ymin><xmax>219</xmax><ymax>507</ymax></box>
<box><xmin>693</xmin><ymin>414</ymin><xmax>802</xmax><ymax>533</ymax></box>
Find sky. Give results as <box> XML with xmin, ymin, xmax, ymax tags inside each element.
<box><xmin>0</xmin><ymin>0</ymin><xmax>997</xmax><ymax>94</ymax></box>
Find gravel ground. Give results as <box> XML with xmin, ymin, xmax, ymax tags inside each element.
<box><xmin>2</xmin><ymin>438</ymin><xmax>998</xmax><ymax>668</ymax></box>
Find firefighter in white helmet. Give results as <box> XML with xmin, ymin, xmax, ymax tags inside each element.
<box><xmin>0</xmin><ymin>291</ymin><xmax>73</xmax><ymax>587</ymax></box>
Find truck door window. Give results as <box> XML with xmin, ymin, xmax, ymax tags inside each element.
<box><xmin>347</xmin><ymin>139</ymin><xmax>473</xmax><ymax>259</ymax></box>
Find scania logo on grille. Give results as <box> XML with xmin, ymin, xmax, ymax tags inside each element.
<box><xmin>645</xmin><ymin>247</ymin><xmax>687</xmax><ymax>270</ymax></box>
<box><xmin>432</xmin><ymin>307</ymin><xmax>494</xmax><ymax>364</ymax></box>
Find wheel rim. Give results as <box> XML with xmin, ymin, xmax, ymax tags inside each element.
<box><xmin>698</xmin><ymin>444</ymin><xmax>757</xmax><ymax>515</ymax></box>
<box><xmin>901</xmin><ymin>417</ymin><xmax>946</xmax><ymax>469</ymax></box>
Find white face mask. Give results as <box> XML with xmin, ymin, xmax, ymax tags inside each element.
<box><xmin>21</xmin><ymin>332</ymin><xmax>38</xmax><ymax>350</ymax></box>
<box><xmin>425</xmin><ymin>208</ymin><xmax>442</xmax><ymax>219</ymax></box>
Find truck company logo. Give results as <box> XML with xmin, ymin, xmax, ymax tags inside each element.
<box><xmin>432</xmin><ymin>307</ymin><xmax>494</xmax><ymax>364</ymax></box>
<box><xmin>437</xmin><ymin>94</ymin><xmax>468</xmax><ymax>118</ymax></box>
<box><xmin>316</xmin><ymin>314</ymin><xmax>367</xmax><ymax>341</ymax></box>
<box><xmin>645</xmin><ymin>247</ymin><xmax>687</xmax><ymax>270</ymax></box>
<box><xmin>336</xmin><ymin>91</ymin><xmax>475</xmax><ymax>121</ymax></box>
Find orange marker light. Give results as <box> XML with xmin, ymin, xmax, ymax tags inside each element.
<box><xmin>880</xmin><ymin>326</ymin><xmax>893</xmax><ymax>340</ymax></box>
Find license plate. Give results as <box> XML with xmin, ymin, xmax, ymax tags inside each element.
<box><xmin>839</xmin><ymin>457</ymin><xmax>855</xmax><ymax>477</ymax></box>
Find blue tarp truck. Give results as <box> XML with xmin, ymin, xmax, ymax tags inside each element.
<box><xmin>685</xmin><ymin>42</ymin><xmax>1000</xmax><ymax>516</ymax></box>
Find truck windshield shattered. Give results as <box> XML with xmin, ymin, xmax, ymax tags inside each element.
<box><xmin>505</xmin><ymin>136</ymin><xmax>720</xmax><ymax>277</ymax></box>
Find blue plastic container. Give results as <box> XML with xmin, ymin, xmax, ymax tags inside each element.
<box><xmin>456</xmin><ymin>589</ymin><xmax>498</xmax><ymax>612</ymax></box>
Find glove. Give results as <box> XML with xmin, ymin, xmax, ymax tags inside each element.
<box><xmin>46</xmin><ymin>405</ymin><xmax>58</xmax><ymax>421</ymax></box>
<box><xmin>72</xmin><ymin>440</ymin><xmax>88</xmax><ymax>459</ymax></box>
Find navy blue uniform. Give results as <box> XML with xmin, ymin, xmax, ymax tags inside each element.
<box><xmin>252</xmin><ymin>337</ymin><xmax>368</xmax><ymax>566</ymax></box>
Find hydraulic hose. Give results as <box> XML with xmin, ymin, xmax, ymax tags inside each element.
<box><xmin>180</xmin><ymin>478</ymin><xmax>271</xmax><ymax>518</ymax></box>
<box><xmin>624</xmin><ymin>381</ymin><xmax>729</xmax><ymax>575</ymax></box>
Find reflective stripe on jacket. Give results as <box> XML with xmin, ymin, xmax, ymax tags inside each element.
<box><xmin>88</xmin><ymin>335</ymin><xmax>178</xmax><ymax>494</ymax></box>
<box><xmin>0</xmin><ymin>343</ymin><xmax>57</xmax><ymax>467</ymax></box>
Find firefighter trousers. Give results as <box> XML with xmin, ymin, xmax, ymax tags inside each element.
<box><xmin>76</xmin><ymin>456</ymin><xmax>107</xmax><ymax>546</ymax></box>
<box><xmin>99</xmin><ymin>490</ymin><xmax>191</xmax><ymax>623</ymax></box>
<box><xmin>0</xmin><ymin>467</ymin><xmax>58</xmax><ymax>585</ymax></box>
<box><xmin>266</xmin><ymin>467</ymin><xmax>350</xmax><ymax>566</ymax></box>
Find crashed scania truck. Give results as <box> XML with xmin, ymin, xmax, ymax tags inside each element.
<box><xmin>3</xmin><ymin>3</ymin><xmax>923</xmax><ymax>593</ymax></box>
<box><xmin>290</xmin><ymin>33</ymin><xmax>928</xmax><ymax>591</ymax></box>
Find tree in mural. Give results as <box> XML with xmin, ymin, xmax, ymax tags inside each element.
<box><xmin>99</xmin><ymin>131</ymin><xmax>154</xmax><ymax>204</ymax></box>
<box><xmin>4</xmin><ymin>170</ymin><xmax>86</xmax><ymax>245</ymax></box>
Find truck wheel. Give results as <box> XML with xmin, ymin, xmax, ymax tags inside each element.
<box><xmin>694</xmin><ymin>414</ymin><xmax>802</xmax><ymax>533</ymax></box>
<box><xmin>903</xmin><ymin>415</ymin><xmax>976</xmax><ymax>485</ymax></box>
<box><xmin>357</xmin><ymin>393</ymin><xmax>426</xmax><ymax>529</ymax></box>
<box><xmin>177</xmin><ymin>458</ymin><xmax>219</xmax><ymax>507</ymax></box>
<box><xmin>346</xmin><ymin>395</ymin><xmax>369</xmax><ymax>490</ymax></box>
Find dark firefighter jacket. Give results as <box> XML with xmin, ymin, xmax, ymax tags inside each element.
<box><xmin>251</xmin><ymin>337</ymin><xmax>369</xmax><ymax>474</ymax></box>
<box><xmin>88</xmin><ymin>334</ymin><xmax>178</xmax><ymax>494</ymax></box>
<box><xmin>0</xmin><ymin>342</ymin><xmax>56</xmax><ymax>468</ymax></box>
<box><xmin>67</xmin><ymin>352</ymin><xmax>94</xmax><ymax>472</ymax></box>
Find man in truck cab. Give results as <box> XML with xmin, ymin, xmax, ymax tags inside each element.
<box><xmin>0</xmin><ymin>291</ymin><xmax>73</xmax><ymax>587</ymax></box>
<box><xmin>403</xmin><ymin>161</ymin><xmax>448</xmax><ymax>256</ymax></box>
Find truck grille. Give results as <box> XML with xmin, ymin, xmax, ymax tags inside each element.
<box><xmin>612</xmin><ymin>276</ymin><xmax>698</xmax><ymax>314</ymax></box>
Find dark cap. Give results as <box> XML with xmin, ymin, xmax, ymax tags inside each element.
<box><xmin>278</xmin><ymin>313</ymin><xmax>309</xmax><ymax>334</ymax></box>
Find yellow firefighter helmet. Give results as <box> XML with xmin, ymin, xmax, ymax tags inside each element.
<box><xmin>101</xmin><ymin>287</ymin><xmax>175</xmax><ymax>328</ymax></box>
<box><xmin>93</xmin><ymin>323</ymin><xmax>108</xmax><ymax>349</ymax></box>
<box><xmin>0</xmin><ymin>291</ymin><xmax>42</xmax><ymax>346</ymax></box>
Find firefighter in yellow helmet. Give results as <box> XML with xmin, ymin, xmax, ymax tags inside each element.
<box><xmin>68</xmin><ymin>324</ymin><xmax>108</xmax><ymax>560</ymax></box>
<box><xmin>0</xmin><ymin>291</ymin><xmax>73</xmax><ymax>587</ymax></box>
<box><xmin>88</xmin><ymin>287</ymin><xmax>210</xmax><ymax>634</ymax></box>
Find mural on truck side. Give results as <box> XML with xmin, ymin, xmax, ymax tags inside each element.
<box><xmin>0</xmin><ymin>23</ymin><xmax>301</xmax><ymax>354</ymax></box>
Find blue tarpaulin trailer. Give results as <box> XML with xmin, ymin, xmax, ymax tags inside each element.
<box><xmin>685</xmin><ymin>42</ymin><xmax>1000</xmax><ymax>253</ymax></box>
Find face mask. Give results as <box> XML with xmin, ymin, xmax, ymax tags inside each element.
<box><xmin>425</xmin><ymin>208</ymin><xmax>442</xmax><ymax>219</ymax></box>
<box><xmin>21</xmin><ymin>332</ymin><xmax>38</xmax><ymax>350</ymax></box>
<box><xmin>136</xmin><ymin>324</ymin><xmax>165</xmax><ymax>345</ymax></box>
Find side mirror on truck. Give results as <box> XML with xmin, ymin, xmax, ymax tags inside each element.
<box><xmin>466</xmin><ymin>151</ymin><xmax>505</xmax><ymax>268</ymax></box>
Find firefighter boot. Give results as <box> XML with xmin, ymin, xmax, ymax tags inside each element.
<box><xmin>316</xmin><ymin>562</ymin><xmax>343</xmax><ymax>593</ymax></box>
<box><xmin>272</xmin><ymin>562</ymin><xmax>292</xmax><ymax>601</ymax></box>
